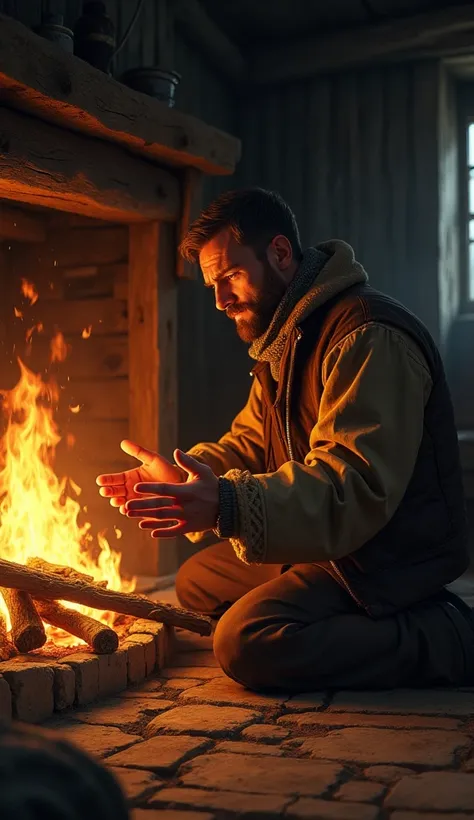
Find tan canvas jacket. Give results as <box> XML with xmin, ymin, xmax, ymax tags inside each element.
<box><xmin>187</xmin><ymin>243</ymin><xmax>433</xmax><ymax>566</ymax></box>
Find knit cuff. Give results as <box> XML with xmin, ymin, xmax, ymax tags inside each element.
<box><xmin>213</xmin><ymin>477</ymin><xmax>238</xmax><ymax>539</ymax></box>
<box><xmin>224</xmin><ymin>469</ymin><xmax>266</xmax><ymax>564</ymax></box>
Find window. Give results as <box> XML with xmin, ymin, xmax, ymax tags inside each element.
<box><xmin>459</xmin><ymin>83</ymin><xmax>474</xmax><ymax>309</ymax></box>
<box><xmin>467</xmin><ymin>122</ymin><xmax>474</xmax><ymax>302</ymax></box>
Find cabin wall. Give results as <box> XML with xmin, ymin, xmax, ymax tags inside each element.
<box><xmin>236</xmin><ymin>61</ymin><xmax>446</xmax><ymax>342</ymax></box>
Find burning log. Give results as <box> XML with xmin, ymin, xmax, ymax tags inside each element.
<box><xmin>0</xmin><ymin>613</ymin><xmax>16</xmax><ymax>661</ymax></box>
<box><xmin>34</xmin><ymin>598</ymin><xmax>118</xmax><ymax>654</ymax></box>
<box><xmin>0</xmin><ymin>588</ymin><xmax>46</xmax><ymax>653</ymax></box>
<box><xmin>26</xmin><ymin>557</ymin><xmax>108</xmax><ymax>587</ymax></box>
<box><xmin>0</xmin><ymin>557</ymin><xmax>212</xmax><ymax>636</ymax></box>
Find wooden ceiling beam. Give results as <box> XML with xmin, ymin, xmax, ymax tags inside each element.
<box><xmin>249</xmin><ymin>3</ymin><xmax>474</xmax><ymax>83</ymax></box>
<box><xmin>0</xmin><ymin>14</ymin><xmax>240</xmax><ymax>176</ymax></box>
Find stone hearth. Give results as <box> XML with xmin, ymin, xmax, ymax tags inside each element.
<box><xmin>0</xmin><ymin>618</ymin><xmax>173</xmax><ymax>723</ymax></box>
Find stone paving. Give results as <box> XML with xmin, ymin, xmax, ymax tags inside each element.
<box><xmin>38</xmin><ymin>615</ymin><xmax>474</xmax><ymax>820</ymax></box>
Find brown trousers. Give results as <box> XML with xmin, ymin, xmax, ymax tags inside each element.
<box><xmin>176</xmin><ymin>541</ymin><xmax>474</xmax><ymax>692</ymax></box>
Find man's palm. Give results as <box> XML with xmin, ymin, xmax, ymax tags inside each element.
<box><xmin>96</xmin><ymin>439</ymin><xmax>185</xmax><ymax>513</ymax></box>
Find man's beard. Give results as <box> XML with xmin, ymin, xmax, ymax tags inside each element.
<box><xmin>227</xmin><ymin>261</ymin><xmax>287</xmax><ymax>343</ymax></box>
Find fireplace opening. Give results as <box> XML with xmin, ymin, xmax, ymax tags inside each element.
<box><xmin>0</xmin><ymin>201</ymin><xmax>137</xmax><ymax>657</ymax></box>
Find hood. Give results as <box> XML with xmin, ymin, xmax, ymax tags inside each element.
<box><xmin>293</xmin><ymin>239</ymin><xmax>368</xmax><ymax>327</ymax></box>
<box><xmin>249</xmin><ymin>240</ymin><xmax>368</xmax><ymax>379</ymax></box>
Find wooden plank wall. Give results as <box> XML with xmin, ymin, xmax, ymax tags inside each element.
<box><xmin>236</xmin><ymin>61</ymin><xmax>444</xmax><ymax>343</ymax></box>
<box><xmin>3</xmin><ymin>214</ymin><xmax>140</xmax><ymax>575</ymax></box>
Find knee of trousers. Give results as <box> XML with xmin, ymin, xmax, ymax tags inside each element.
<box><xmin>175</xmin><ymin>553</ymin><xmax>203</xmax><ymax>613</ymax></box>
<box><xmin>213</xmin><ymin>601</ymin><xmax>279</xmax><ymax>691</ymax></box>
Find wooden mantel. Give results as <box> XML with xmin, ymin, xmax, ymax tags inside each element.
<box><xmin>0</xmin><ymin>13</ymin><xmax>241</xmax><ymax>177</ymax></box>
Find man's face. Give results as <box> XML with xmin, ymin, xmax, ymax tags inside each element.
<box><xmin>199</xmin><ymin>228</ymin><xmax>290</xmax><ymax>343</ymax></box>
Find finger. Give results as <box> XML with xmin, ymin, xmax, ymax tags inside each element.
<box><xmin>130</xmin><ymin>506</ymin><xmax>185</xmax><ymax>522</ymax></box>
<box><xmin>151</xmin><ymin>522</ymin><xmax>187</xmax><ymax>538</ymax></box>
<box><xmin>99</xmin><ymin>485</ymin><xmax>125</xmax><ymax>498</ymax></box>
<box><xmin>120</xmin><ymin>439</ymin><xmax>158</xmax><ymax>467</ymax></box>
<box><xmin>134</xmin><ymin>482</ymin><xmax>187</xmax><ymax>497</ymax></box>
<box><xmin>96</xmin><ymin>472</ymin><xmax>125</xmax><ymax>487</ymax></box>
<box><xmin>126</xmin><ymin>496</ymin><xmax>176</xmax><ymax>512</ymax></box>
<box><xmin>139</xmin><ymin>517</ymin><xmax>182</xmax><ymax>529</ymax></box>
<box><xmin>174</xmin><ymin>449</ymin><xmax>209</xmax><ymax>479</ymax></box>
<box><xmin>110</xmin><ymin>497</ymin><xmax>126</xmax><ymax>508</ymax></box>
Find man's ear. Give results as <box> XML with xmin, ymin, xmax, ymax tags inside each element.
<box><xmin>269</xmin><ymin>235</ymin><xmax>293</xmax><ymax>270</ymax></box>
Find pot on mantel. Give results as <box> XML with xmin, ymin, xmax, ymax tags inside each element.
<box><xmin>120</xmin><ymin>67</ymin><xmax>181</xmax><ymax>108</ymax></box>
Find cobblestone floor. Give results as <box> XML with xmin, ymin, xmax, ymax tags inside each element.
<box><xmin>43</xmin><ymin>582</ymin><xmax>474</xmax><ymax>820</ymax></box>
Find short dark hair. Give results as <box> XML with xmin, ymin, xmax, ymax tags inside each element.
<box><xmin>179</xmin><ymin>187</ymin><xmax>303</xmax><ymax>264</ymax></box>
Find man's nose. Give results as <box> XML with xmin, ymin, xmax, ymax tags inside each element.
<box><xmin>214</xmin><ymin>281</ymin><xmax>234</xmax><ymax>312</ymax></box>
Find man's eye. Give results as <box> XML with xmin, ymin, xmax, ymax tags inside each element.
<box><xmin>227</xmin><ymin>272</ymin><xmax>239</xmax><ymax>280</ymax></box>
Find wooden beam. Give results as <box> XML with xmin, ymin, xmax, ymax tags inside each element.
<box><xmin>250</xmin><ymin>4</ymin><xmax>474</xmax><ymax>83</ymax></box>
<box><xmin>128</xmin><ymin>222</ymin><xmax>178</xmax><ymax>577</ymax></box>
<box><xmin>173</xmin><ymin>0</ymin><xmax>247</xmax><ymax>86</ymax></box>
<box><xmin>0</xmin><ymin>203</ymin><xmax>46</xmax><ymax>242</ymax></box>
<box><xmin>0</xmin><ymin>106</ymin><xmax>180</xmax><ymax>223</ymax></box>
<box><xmin>0</xmin><ymin>14</ymin><xmax>240</xmax><ymax>176</ymax></box>
<box><xmin>176</xmin><ymin>168</ymin><xmax>204</xmax><ymax>280</ymax></box>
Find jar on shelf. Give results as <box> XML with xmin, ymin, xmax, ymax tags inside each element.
<box><xmin>74</xmin><ymin>1</ymin><xmax>116</xmax><ymax>73</ymax></box>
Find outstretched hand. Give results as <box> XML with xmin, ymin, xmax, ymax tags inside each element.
<box><xmin>96</xmin><ymin>442</ymin><xmax>219</xmax><ymax>537</ymax></box>
<box><xmin>96</xmin><ymin>439</ymin><xmax>186</xmax><ymax>515</ymax></box>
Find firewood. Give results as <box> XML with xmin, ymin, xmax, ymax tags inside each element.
<box><xmin>0</xmin><ymin>557</ymin><xmax>212</xmax><ymax>636</ymax></box>
<box><xmin>0</xmin><ymin>588</ymin><xmax>46</xmax><ymax>653</ymax></box>
<box><xmin>34</xmin><ymin>599</ymin><xmax>118</xmax><ymax>654</ymax></box>
<box><xmin>0</xmin><ymin>613</ymin><xmax>16</xmax><ymax>661</ymax></box>
<box><xmin>26</xmin><ymin>557</ymin><xmax>108</xmax><ymax>587</ymax></box>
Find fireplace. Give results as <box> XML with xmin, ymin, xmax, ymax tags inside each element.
<box><xmin>0</xmin><ymin>13</ymin><xmax>239</xmax><ymax>719</ymax></box>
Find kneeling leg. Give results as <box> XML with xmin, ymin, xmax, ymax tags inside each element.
<box><xmin>213</xmin><ymin>563</ymin><xmax>474</xmax><ymax>692</ymax></box>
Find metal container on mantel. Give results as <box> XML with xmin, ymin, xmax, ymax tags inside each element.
<box><xmin>36</xmin><ymin>14</ymin><xmax>74</xmax><ymax>53</ymax></box>
<box><xmin>121</xmin><ymin>67</ymin><xmax>181</xmax><ymax>108</ymax></box>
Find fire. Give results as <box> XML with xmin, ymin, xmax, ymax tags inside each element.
<box><xmin>25</xmin><ymin>323</ymin><xmax>44</xmax><ymax>346</ymax></box>
<box><xmin>0</xmin><ymin>286</ymin><xmax>134</xmax><ymax>647</ymax></box>
<box><xmin>50</xmin><ymin>331</ymin><xmax>69</xmax><ymax>363</ymax></box>
<box><xmin>82</xmin><ymin>325</ymin><xmax>92</xmax><ymax>339</ymax></box>
<box><xmin>21</xmin><ymin>279</ymin><xmax>39</xmax><ymax>305</ymax></box>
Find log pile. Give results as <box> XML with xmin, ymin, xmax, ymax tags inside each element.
<box><xmin>0</xmin><ymin>555</ymin><xmax>212</xmax><ymax>658</ymax></box>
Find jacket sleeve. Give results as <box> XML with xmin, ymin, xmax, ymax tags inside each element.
<box><xmin>187</xmin><ymin>376</ymin><xmax>265</xmax><ymax>476</ymax></box>
<box><xmin>226</xmin><ymin>323</ymin><xmax>433</xmax><ymax>565</ymax></box>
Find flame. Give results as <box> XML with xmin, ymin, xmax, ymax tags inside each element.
<box><xmin>69</xmin><ymin>404</ymin><xmax>81</xmax><ymax>414</ymax></box>
<box><xmin>14</xmin><ymin>308</ymin><xmax>23</xmax><ymax>320</ymax></box>
<box><xmin>82</xmin><ymin>326</ymin><xmax>92</xmax><ymax>339</ymax></box>
<box><xmin>25</xmin><ymin>323</ymin><xmax>44</xmax><ymax>345</ymax></box>
<box><xmin>50</xmin><ymin>331</ymin><xmax>69</xmax><ymax>363</ymax></box>
<box><xmin>21</xmin><ymin>279</ymin><xmax>39</xmax><ymax>305</ymax></box>
<box><xmin>0</xmin><ymin>360</ymin><xmax>134</xmax><ymax>646</ymax></box>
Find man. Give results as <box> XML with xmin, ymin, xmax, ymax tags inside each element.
<box><xmin>97</xmin><ymin>188</ymin><xmax>474</xmax><ymax>693</ymax></box>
